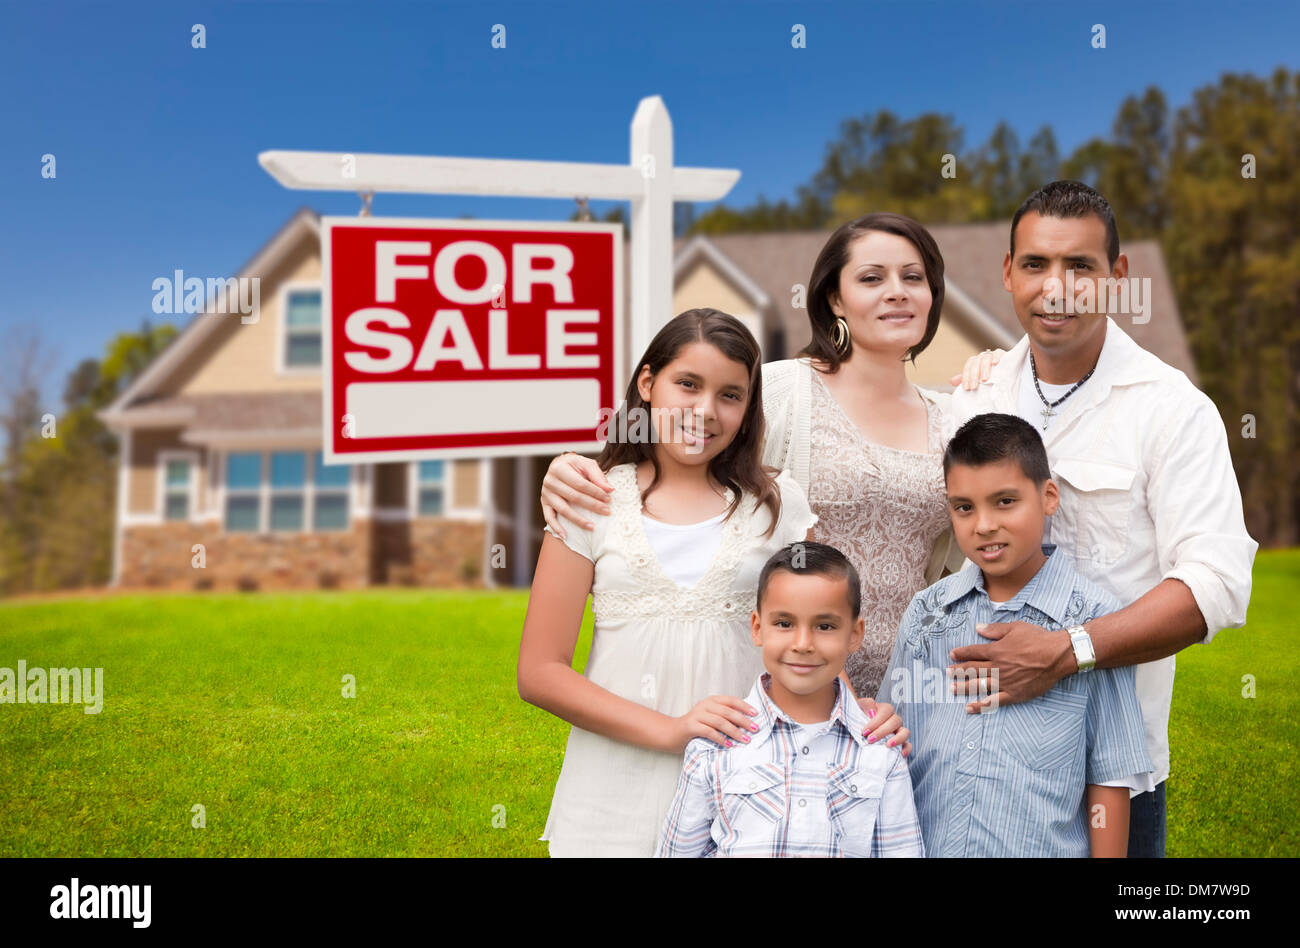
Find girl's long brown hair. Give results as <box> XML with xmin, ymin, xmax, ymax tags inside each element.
<box><xmin>597</xmin><ymin>308</ymin><xmax>781</xmax><ymax>538</ymax></box>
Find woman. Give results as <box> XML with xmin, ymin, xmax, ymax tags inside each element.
<box><xmin>542</xmin><ymin>213</ymin><xmax>1000</xmax><ymax>697</ymax></box>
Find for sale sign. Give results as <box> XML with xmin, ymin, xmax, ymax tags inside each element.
<box><xmin>321</xmin><ymin>217</ymin><xmax>623</xmax><ymax>463</ymax></box>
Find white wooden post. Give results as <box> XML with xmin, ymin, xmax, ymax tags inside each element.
<box><xmin>629</xmin><ymin>96</ymin><xmax>674</xmax><ymax>374</ymax></box>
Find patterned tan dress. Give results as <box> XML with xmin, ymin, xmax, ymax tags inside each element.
<box><xmin>807</xmin><ymin>370</ymin><xmax>952</xmax><ymax>697</ymax></box>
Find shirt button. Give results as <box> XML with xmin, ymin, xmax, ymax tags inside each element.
<box><xmin>798</xmin><ymin>799</ymin><xmax>806</xmax><ymax>808</ymax></box>
<box><xmin>749</xmin><ymin>782</ymin><xmax>757</xmax><ymax>789</ymax></box>
<box><xmin>966</xmin><ymin>741</ymin><xmax>975</xmax><ymax>749</ymax></box>
<box><xmin>801</xmin><ymin>746</ymin><xmax>809</xmax><ymax>755</ymax></box>
<box><xmin>850</xmin><ymin>784</ymin><xmax>858</xmax><ymax>793</ymax></box>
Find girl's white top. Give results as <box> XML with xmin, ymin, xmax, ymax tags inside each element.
<box><xmin>539</xmin><ymin>461</ymin><xmax>817</xmax><ymax>857</ymax></box>
<box><xmin>639</xmin><ymin>510</ymin><xmax>726</xmax><ymax>588</ymax></box>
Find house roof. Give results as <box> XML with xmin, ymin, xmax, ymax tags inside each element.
<box><xmin>675</xmin><ymin>222</ymin><xmax>1199</xmax><ymax>384</ymax></box>
<box><xmin>99</xmin><ymin>206</ymin><xmax>321</xmax><ymax>429</ymax></box>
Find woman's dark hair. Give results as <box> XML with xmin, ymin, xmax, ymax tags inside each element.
<box><xmin>597</xmin><ymin>307</ymin><xmax>781</xmax><ymax>538</ymax></box>
<box><xmin>799</xmin><ymin>212</ymin><xmax>945</xmax><ymax>372</ymax></box>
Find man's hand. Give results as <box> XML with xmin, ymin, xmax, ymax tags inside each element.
<box><xmin>947</xmin><ymin>620</ymin><xmax>1077</xmax><ymax>713</ymax></box>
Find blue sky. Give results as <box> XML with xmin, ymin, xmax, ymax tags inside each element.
<box><xmin>2</xmin><ymin>0</ymin><xmax>1297</xmax><ymax>404</ymax></box>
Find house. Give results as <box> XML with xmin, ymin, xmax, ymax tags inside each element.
<box><xmin>99</xmin><ymin>209</ymin><xmax>1197</xmax><ymax>591</ymax></box>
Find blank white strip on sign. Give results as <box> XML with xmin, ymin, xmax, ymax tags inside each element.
<box><xmin>346</xmin><ymin>379</ymin><xmax>601</xmax><ymax>438</ymax></box>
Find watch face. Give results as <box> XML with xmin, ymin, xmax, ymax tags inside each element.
<box><xmin>1070</xmin><ymin>628</ymin><xmax>1095</xmax><ymax>671</ymax></box>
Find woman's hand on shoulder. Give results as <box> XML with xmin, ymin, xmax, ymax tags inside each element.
<box><xmin>949</xmin><ymin>349</ymin><xmax>1005</xmax><ymax>391</ymax></box>
<box><xmin>856</xmin><ymin>697</ymin><xmax>912</xmax><ymax>758</ymax></box>
<box><xmin>541</xmin><ymin>453</ymin><xmax>614</xmax><ymax>538</ymax></box>
<box><xmin>671</xmin><ymin>694</ymin><xmax>759</xmax><ymax>755</ymax></box>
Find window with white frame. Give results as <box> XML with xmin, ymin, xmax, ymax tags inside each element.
<box><xmin>224</xmin><ymin>451</ymin><xmax>351</xmax><ymax>533</ymax></box>
<box><xmin>162</xmin><ymin>456</ymin><xmax>193</xmax><ymax>521</ymax></box>
<box><xmin>313</xmin><ymin>452</ymin><xmax>350</xmax><ymax>530</ymax></box>
<box><xmin>416</xmin><ymin>460</ymin><xmax>446</xmax><ymax>516</ymax></box>
<box><xmin>269</xmin><ymin>452</ymin><xmax>307</xmax><ymax>531</ymax></box>
<box><xmin>282</xmin><ymin>289</ymin><xmax>322</xmax><ymax>368</ymax></box>
<box><xmin>225</xmin><ymin>452</ymin><xmax>262</xmax><ymax>532</ymax></box>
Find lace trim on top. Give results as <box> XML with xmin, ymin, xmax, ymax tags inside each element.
<box><xmin>593</xmin><ymin>464</ymin><xmax>761</xmax><ymax>622</ymax></box>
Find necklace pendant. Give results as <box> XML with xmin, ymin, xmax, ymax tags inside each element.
<box><xmin>1041</xmin><ymin>406</ymin><xmax>1053</xmax><ymax>429</ymax></box>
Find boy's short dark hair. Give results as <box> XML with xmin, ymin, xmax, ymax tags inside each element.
<box><xmin>756</xmin><ymin>541</ymin><xmax>861</xmax><ymax>619</ymax></box>
<box><xmin>944</xmin><ymin>413</ymin><xmax>1051</xmax><ymax>486</ymax></box>
<box><xmin>1010</xmin><ymin>179</ymin><xmax>1121</xmax><ymax>269</ymax></box>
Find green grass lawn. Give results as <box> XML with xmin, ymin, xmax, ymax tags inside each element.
<box><xmin>1</xmin><ymin>550</ymin><xmax>1296</xmax><ymax>857</ymax></box>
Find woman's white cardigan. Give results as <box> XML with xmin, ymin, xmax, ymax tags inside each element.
<box><xmin>760</xmin><ymin>357</ymin><xmax>966</xmax><ymax>585</ymax></box>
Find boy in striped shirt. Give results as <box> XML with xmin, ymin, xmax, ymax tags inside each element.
<box><xmin>879</xmin><ymin>413</ymin><xmax>1153</xmax><ymax>856</ymax></box>
<box><xmin>656</xmin><ymin>542</ymin><xmax>924</xmax><ymax>857</ymax></box>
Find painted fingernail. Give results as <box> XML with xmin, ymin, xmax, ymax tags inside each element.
<box><xmin>867</xmin><ymin>709</ymin><xmax>875</xmax><ymax>719</ymax></box>
<box><xmin>725</xmin><ymin>740</ymin><xmax>733</xmax><ymax>747</ymax></box>
<box><xmin>867</xmin><ymin>735</ymin><xmax>876</xmax><ymax>743</ymax></box>
<box><xmin>741</xmin><ymin>735</ymin><xmax>750</xmax><ymax>743</ymax></box>
<box><xmin>887</xmin><ymin>739</ymin><xmax>896</xmax><ymax>748</ymax></box>
<box><xmin>749</xmin><ymin>723</ymin><xmax>758</xmax><ymax>732</ymax></box>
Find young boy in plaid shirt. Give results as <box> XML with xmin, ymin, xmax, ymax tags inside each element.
<box><xmin>655</xmin><ymin>542</ymin><xmax>924</xmax><ymax>857</ymax></box>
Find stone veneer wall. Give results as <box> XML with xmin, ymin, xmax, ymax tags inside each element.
<box><xmin>410</xmin><ymin>520</ymin><xmax>487</xmax><ymax>587</ymax></box>
<box><xmin>121</xmin><ymin>518</ymin><xmax>488</xmax><ymax>590</ymax></box>
<box><xmin>121</xmin><ymin>521</ymin><xmax>371</xmax><ymax>591</ymax></box>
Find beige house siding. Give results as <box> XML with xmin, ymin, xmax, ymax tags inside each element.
<box><xmin>673</xmin><ymin>260</ymin><xmax>756</xmax><ymax>320</ymax></box>
<box><xmin>453</xmin><ymin>460</ymin><xmax>479</xmax><ymax>508</ymax></box>
<box><xmin>128</xmin><ymin>428</ymin><xmax>202</xmax><ymax>515</ymax></box>
<box><xmin>672</xmin><ymin>260</ymin><xmax>765</xmax><ymax>357</ymax></box>
<box><xmin>905</xmin><ymin>316</ymin><xmax>986</xmax><ymax>391</ymax></box>
<box><xmin>164</xmin><ymin>242</ymin><xmax>323</xmax><ymax>396</ymax></box>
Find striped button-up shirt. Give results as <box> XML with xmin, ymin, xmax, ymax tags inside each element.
<box><xmin>877</xmin><ymin>545</ymin><xmax>1153</xmax><ymax>857</ymax></box>
<box><xmin>656</xmin><ymin>673</ymin><xmax>924</xmax><ymax>857</ymax></box>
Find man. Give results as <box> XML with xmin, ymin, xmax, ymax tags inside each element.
<box><xmin>948</xmin><ymin>180</ymin><xmax>1257</xmax><ymax>857</ymax></box>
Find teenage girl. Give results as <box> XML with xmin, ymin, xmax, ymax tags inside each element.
<box><xmin>517</xmin><ymin>308</ymin><xmax>819</xmax><ymax>857</ymax></box>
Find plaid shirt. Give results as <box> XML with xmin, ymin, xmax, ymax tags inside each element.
<box><xmin>655</xmin><ymin>673</ymin><xmax>924</xmax><ymax>857</ymax></box>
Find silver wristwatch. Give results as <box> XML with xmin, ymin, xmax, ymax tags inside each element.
<box><xmin>1067</xmin><ymin>625</ymin><xmax>1096</xmax><ymax>673</ymax></box>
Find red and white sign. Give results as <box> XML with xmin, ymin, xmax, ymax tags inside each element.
<box><xmin>321</xmin><ymin>217</ymin><xmax>623</xmax><ymax>463</ymax></box>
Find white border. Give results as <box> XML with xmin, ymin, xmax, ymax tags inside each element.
<box><xmin>320</xmin><ymin>215</ymin><xmax>624</xmax><ymax>465</ymax></box>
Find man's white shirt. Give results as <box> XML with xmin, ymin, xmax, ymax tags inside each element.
<box><xmin>951</xmin><ymin>317</ymin><xmax>1258</xmax><ymax>791</ymax></box>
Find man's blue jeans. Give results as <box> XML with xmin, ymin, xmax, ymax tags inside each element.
<box><xmin>1127</xmin><ymin>781</ymin><xmax>1166</xmax><ymax>858</ymax></box>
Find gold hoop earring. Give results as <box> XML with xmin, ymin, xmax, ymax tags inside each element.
<box><xmin>832</xmin><ymin>317</ymin><xmax>851</xmax><ymax>356</ymax></box>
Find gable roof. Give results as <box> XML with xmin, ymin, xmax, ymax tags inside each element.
<box><xmin>99</xmin><ymin>206</ymin><xmax>321</xmax><ymax>428</ymax></box>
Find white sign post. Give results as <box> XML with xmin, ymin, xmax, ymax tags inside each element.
<box><xmin>258</xmin><ymin>95</ymin><xmax>740</xmax><ymax>376</ymax></box>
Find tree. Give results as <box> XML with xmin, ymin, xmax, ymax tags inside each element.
<box><xmin>1164</xmin><ymin>68</ymin><xmax>1300</xmax><ymax>545</ymax></box>
<box><xmin>0</xmin><ymin>321</ymin><xmax>177</xmax><ymax>594</ymax></box>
